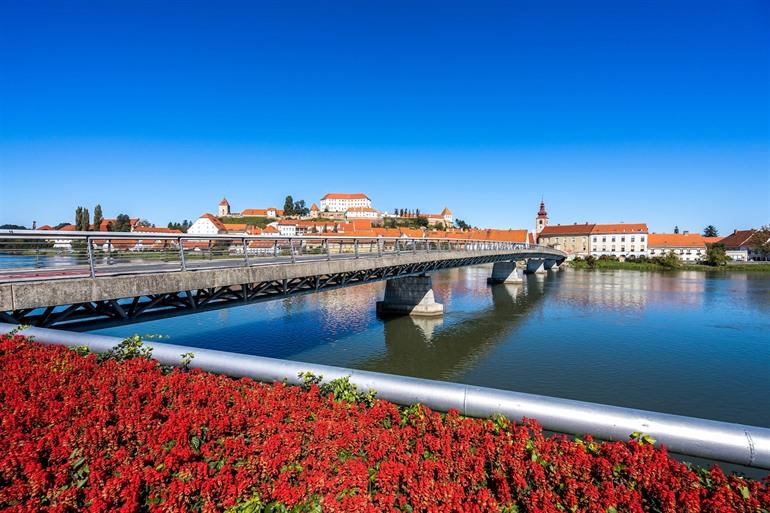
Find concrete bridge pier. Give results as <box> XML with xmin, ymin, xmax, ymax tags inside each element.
<box><xmin>544</xmin><ymin>259</ymin><xmax>561</xmax><ymax>271</ymax></box>
<box><xmin>524</xmin><ymin>258</ymin><xmax>547</xmax><ymax>274</ymax></box>
<box><xmin>376</xmin><ymin>274</ymin><xmax>444</xmax><ymax>317</ymax></box>
<box><xmin>487</xmin><ymin>261</ymin><xmax>523</xmax><ymax>284</ymax></box>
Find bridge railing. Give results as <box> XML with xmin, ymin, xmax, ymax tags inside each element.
<box><xmin>0</xmin><ymin>229</ymin><xmax>563</xmax><ymax>282</ymax></box>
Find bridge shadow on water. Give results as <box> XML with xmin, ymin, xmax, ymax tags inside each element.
<box><xmin>355</xmin><ymin>273</ymin><xmax>551</xmax><ymax>380</ymax></box>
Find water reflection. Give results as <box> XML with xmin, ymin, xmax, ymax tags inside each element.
<box><xmin>92</xmin><ymin>266</ymin><xmax>770</xmax><ymax>429</ymax></box>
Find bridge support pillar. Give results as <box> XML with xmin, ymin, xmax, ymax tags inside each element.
<box><xmin>544</xmin><ymin>259</ymin><xmax>560</xmax><ymax>271</ymax></box>
<box><xmin>524</xmin><ymin>258</ymin><xmax>547</xmax><ymax>274</ymax></box>
<box><xmin>376</xmin><ymin>275</ymin><xmax>443</xmax><ymax>317</ymax></box>
<box><xmin>487</xmin><ymin>261</ymin><xmax>523</xmax><ymax>284</ymax></box>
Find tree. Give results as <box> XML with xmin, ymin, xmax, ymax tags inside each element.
<box><xmin>136</xmin><ymin>219</ymin><xmax>153</xmax><ymax>227</ymax></box>
<box><xmin>749</xmin><ymin>225</ymin><xmax>770</xmax><ymax>260</ymax></box>
<box><xmin>0</xmin><ymin>224</ymin><xmax>26</xmax><ymax>230</ymax></box>
<box><xmin>293</xmin><ymin>199</ymin><xmax>309</xmax><ymax>217</ymax></box>
<box><xmin>703</xmin><ymin>225</ymin><xmax>718</xmax><ymax>237</ymax></box>
<box><xmin>455</xmin><ymin>219</ymin><xmax>470</xmax><ymax>230</ymax></box>
<box><xmin>674</xmin><ymin>226</ymin><xmax>680</xmax><ymax>234</ymax></box>
<box><xmin>704</xmin><ymin>243</ymin><xmax>729</xmax><ymax>267</ymax></box>
<box><xmin>283</xmin><ymin>195</ymin><xmax>295</xmax><ymax>216</ymax></box>
<box><xmin>93</xmin><ymin>204</ymin><xmax>103</xmax><ymax>232</ymax></box>
<box><xmin>109</xmin><ymin>214</ymin><xmax>132</xmax><ymax>232</ymax></box>
<box><xmin>75</xmin><ymin>207</ymin><xmax>90</xmax><ymax>231</ymax></box>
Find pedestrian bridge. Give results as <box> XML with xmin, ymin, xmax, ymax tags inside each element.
<box><xmin>0</xmin><ymin>230</ymin><xmax>566</xmax><ymax>328</ymax></box>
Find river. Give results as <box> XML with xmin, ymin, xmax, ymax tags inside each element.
<box><xmin>91</xmin><ymin>266</ymin><xmax>770</xmax><ymax>429</ymax></box>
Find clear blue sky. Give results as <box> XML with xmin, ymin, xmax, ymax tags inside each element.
<box><xmin>1</xmin><ymin>0</ymin><xmax>768</xmax><ymax>234</ymax></box>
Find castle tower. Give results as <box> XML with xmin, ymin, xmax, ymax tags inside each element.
<box><xmin>535</xmin><ymin>199</ymin><xmax>548</xmax><ymax>234</ymax></box>
<box><xmin>218</xmin><ymin>197</ymin><xmax>230</xmax><ymax>217</ymax></box>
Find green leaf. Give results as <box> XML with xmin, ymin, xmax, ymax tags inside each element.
<box><xmin>739</xmin><ymin>485</ymin><xmax>750</xmax><ymax>499</ymax></box>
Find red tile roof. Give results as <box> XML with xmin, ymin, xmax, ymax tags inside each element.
<box><xmin>310</xmin><ymin>203</ymin><xmax>319</xmax><ymax>211</ymax></box>
<box><xmin>321</xmin><ymin>193</ymin><xmax>369</xmax><ymax>200</ymax></box>
<box><xmin>718</xmin><ymin>229</ymin><xmax>757</xmax><ymax>249</ymax></box>
<box><xmin>346</xmin><ymin>207</ymin><xmax>378</xmax><ymax>212</ymax></box>
<box><xmin>440</xmin><ymin>207</ymin><xmax>452</xmax><ymax>215</ymax></box>
<box><xmin>591</xmin><ymin>223</ymin><xmax>648</xmax><ymax>234</ymax></box>
<box><xmin>219</xmin><ymin>197</ymin><xmax>229</xmax><ymax>206</ymax></box>
<box><xmin>539</xmin><ymin>223</ymin><xmax>596</xmax><ymax>236</ymax></box>
<box><xmin>133</xmin><ymin>227</ymin><xmax>182</xmax><ymax>234</ymax></box>
<box><xmin>703</xmin><ymin>236</ymin><xmax>724</xmax><ymax>245</ymax></box>
<box><xmin>648</xmin><ymin>233</ymin><xmax>706</xmax><ymax>248</ymax></box>
<box><xmin>200</xmin><ymin>213</ymin><xmax>226</xmax><ymax>231</ymax></box>
<box><xmin>222</xmin><ymin>223</ymin><xmax>248</xmax><ymax>232</ymax></box>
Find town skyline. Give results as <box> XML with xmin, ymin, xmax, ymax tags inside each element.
<box><xmin>1</xmin><ymin>179</ymin><xmax>766</xmax><ymax>238</ymax></box>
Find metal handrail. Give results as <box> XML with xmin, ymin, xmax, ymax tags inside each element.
<box><xmin>3</xmin><ymin>323</ymin><xmax>768</xmax><ymax>470</ymax></box>
<box><xmin>0</xmin><ymin>229</ymin><xmax>566</xmax><ymax>282</ymax></box>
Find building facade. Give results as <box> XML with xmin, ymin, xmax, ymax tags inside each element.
<box><xmin>647</xmin><ymin>233</ymin><xmax>706</xmax><ymax>261</ymax></box>
<box><xmin>187</xmin><ymin>214</ymin><xmax>226</xmax><ymax>235</ymax></box>
<box><xmin>589</xmin><ymin>224</ymin><xmax>648</xmax><ymax>258</ymax></box>
<box><xmin>718</xmin><ymin>229</ymin><xmax>765</xmax><ymax>261</ymax></box>
<box><xmin>344</xmin><ymin>206</ymin><xmax>380</xmax><ymax>219</ymax></box>
<box><xmin>537</xmin><ymin>224</ymin><xmax>594</xmax><ymax>256</ymax></box>
<box><xmin>319</xmin><ymin>193</ymin><xmax>372</xmax><ymax>213</ymax></box>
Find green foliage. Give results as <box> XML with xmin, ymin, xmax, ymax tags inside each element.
<box><xmin>226</xmin><ymin>495</ymin><xmax>322</xmax><ymax>513</ymax></box>
<box><xmin>100</xmin><ymin>335</ymin><xmax>153</xmax><ymax>362</ymax></box>
<box><xmin>180</xmin><ymin>352</ymin><xmax>195</xmax><ymax>370</ymax></box>
<box><xmin>75</xmin><ymin>206</ymin><xmax>91</xmax><ymax>231</ymax></box>
<box><xmin>0</xmin><ymin>223</ymin><xmax>27</xmax><ymax>229</ymax></box>
<box><xmin>705</xmin><ymin>243</ymin><xmax>729</xmax><ymax>267</ymax></box>
<box><xmin>71</xmin><ymin>345</ymin><xmax>91</xmax><ymax>356</ymax></box>
<box><xmin>656</xmin><ymin>252</ymin><xmax>681</xmax><ymax>269</ymax></box>
<box><xmin>297</xmin><ymin>372</ymin><xmax>376</xmax><ymax>406</ymax></box>
<box><xmin>7</xmin><ymin>324</ymin><xmax>31</xmax><ymax>336</ymax></box>
<box><xmin>630</xmin><ymin>431</ymin><xmax>657</xmax><ymax>445</ymax></box>
<box><xmin>749</xmin><ymin>225</ymin><xmax>770</xmax><ymax>258</ymax></box>
<box><xmin>109</xmin><ymin>214</ymin><xmax>132</xmax><ymax>232</ymax></box>
<box><xmin>703</xmin><ymin>225</ymin><xmax>718</xmax><ymax>237</ymax></box>
<box><xmin>283</xmin><ymin>195</ymin><xmax>295</xmax><ymax>216</ymax></box>
<box><xmin>93</xmin><ymin>204</ymin><xmax>103</xmax><ymax>231</ymax></box>
<box><xmin>219</xmin><ymin>216</ymin><xmax>274</xmax><ymax>228</ymax></box>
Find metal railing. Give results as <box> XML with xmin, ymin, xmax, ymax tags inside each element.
<box><xmin>2</xmin><ymin>323</ymin><xmax>768</xmax><ymax>470</ymax></box>
<box><xmin>0</xmin><ymin>229</ymin><xmax>564</xmax><ymax>282</ymax></box>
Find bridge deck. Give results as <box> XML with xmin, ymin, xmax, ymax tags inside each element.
<box><xmin>0</xmin><ymin>231</ymin><xmax>565</xmax><ymax>328</ymax></box>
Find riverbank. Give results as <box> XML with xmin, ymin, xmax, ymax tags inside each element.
<box><xmin>569</xmin><ymin>259</ymin><xmax>770</xmax><ymax>272</ymax></box>
<box><xmin>2</xmin><ymin>333</ymin><xmax>768</xmax><ymax>512</ymax></box>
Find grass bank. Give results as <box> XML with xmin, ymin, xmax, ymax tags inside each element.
<box><xmin>569</xmin><ymin>260</ymin><xmax>770</xmax><ymax>272</ymax></box>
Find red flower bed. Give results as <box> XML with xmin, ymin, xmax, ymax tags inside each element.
<box><xmin>1</xmin><ymin>334</ymin><xmax>768</xmax><ymax>513</ymax></box>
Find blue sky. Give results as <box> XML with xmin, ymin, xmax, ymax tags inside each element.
<box><xmin>1</xmin><ymin>0</ymin><xmax>768</xmax><ymax>234</ymax></box>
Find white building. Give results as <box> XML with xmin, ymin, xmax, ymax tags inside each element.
<box><xmin>319</xmin><ymin>193</ymin><xmax>372</xmax><ymax>213</ymax></box>
<box><xmin>344</xmin><ymin>206</ymin><xmax>380</xmax><ymax>219</ymax></box>
<box><xmin>589</xmin><ymin>223</ymin><xmax>648</xmax><ymax>258</ymax></box>
<box><xmin>647</xmin><ymin>233</ymin><xmax>707</xmax><ymax>262</ymax></box>
<box><xmin>276</xmin><ymin>221</ymin><xmax>297</xmax><ymax>237</ymax></box>
<box><xmin>718</xmin><ymin>229</ymin><xmax>766</xmax><ymax>261</ymax></box>
<box><xmin>187</xmin><ymin>214</ymin><xmax>226</xmax><ymax>235</ymax></box>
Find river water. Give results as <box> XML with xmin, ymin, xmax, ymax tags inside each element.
<box><xmin>91</xmin><ymin>266</ymin><xmax>770</xmax><ymax>429</ymax></box>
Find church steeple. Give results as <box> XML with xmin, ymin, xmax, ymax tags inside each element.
<box><xmin>535</xmin><ymin>198</ymin><xmax>549</xmax><ymax>234</ymax></box>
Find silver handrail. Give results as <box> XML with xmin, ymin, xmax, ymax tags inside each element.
<box><xmin>0</xmin><ymin>229</ymin><xmax>565</xmax><ymax>282</ymax></box>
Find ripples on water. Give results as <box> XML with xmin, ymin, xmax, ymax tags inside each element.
<box><xmin>92</xmin><ymin>266</ymin><xmax>770</xmax><ymax>428</ymax></box>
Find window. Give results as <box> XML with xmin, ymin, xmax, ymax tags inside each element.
<box><xmin>611</xmin><ymin>237</ymin><xmax>616</xmax><ymax>242</ymax></box>
<box><xmin>631</xmin><ymin>236</ymin><xmax>635</xmax><ymax>242</ymax></box>
<box><xmin>621</xmin><ymin>236</ymin><xmax>625</xmax><ymax>242</ymax></box>
<box><xmin>641</xmin><ymin>236</ymin><xmax>645</xmax><ymax>241</ymax></box>
<box><xmin>602</xmin><ymin>237</ymin><xmax>606</xmax><ymax>242</ymax></box>
<box><xmin>593</xmin><ymin>237</ymin><xmax>597</xmax><ymax>242</ymax></box>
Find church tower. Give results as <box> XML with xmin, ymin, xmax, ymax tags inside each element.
<box><xmin>218</xmin><ymin>197</ymin><xmax>230</xmax><ymax>217</ymax></box>
<box><xmin>536</xmin><ymin>199</ymin><xmax>548</xmax><ymax>234</ymax></box>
